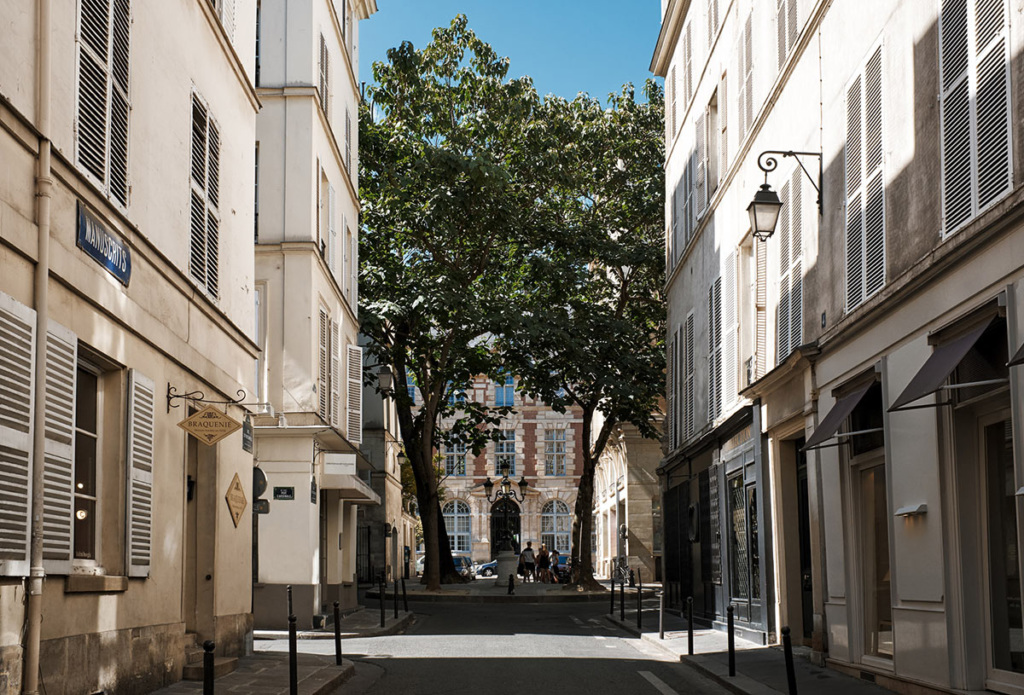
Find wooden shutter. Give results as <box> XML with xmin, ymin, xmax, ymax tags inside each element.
<box><xmin>346</xmin><ymin>344</ymin><xmax>362</xmax><ymax>444</ymax></box>
<box><xmin>708</xmin><ymin>0</ymin><xmax>719</xmax><ymax>47</ymax></box>
<box><xmin>719</xmin><ymin>73</ymin><xmax>728</xmax><ymax>171</ymax></box>
<box><xmin>845</xmin><ymin>73</ymin><xmax>864</xmax><ymax>309</ymax></box>
<box><xmin>668</xmin><ymin>65</ymin><xmax>677</xmax><ymax>140</ymax></box>
<box><xmin>217</xmin><ymin>0</ymin><xmax>236</xmax><ymax>42</ymax></box>
<box><xmin>696</xmin><ymin>113</ymin><xmax>708</xmax><ymax>214</ymax></box>
<box><xmin>319</xmin><ymin>33</ymin><xmax>330</xmax><ymax>117</ymax></box>
<box><xmin>684</xmin><ymin>313</ymin><xmax>695</xmax><ymax>438</ymax></box>
<box><xmin>940</xmin><ymin>0</ymin><xmax>1011</xmax><ymax>232</ymax></box>
<box><xmin>318</xmin><ymin>308</ymin><xmax>329</xmax><ymax>420</ymax></box>
<box><xmin>683</xmin><ymin>24</ymin><xmax>693</xmax><ymax>106</ymax></box>
<box><xmin>708</xmin><ymin>277</ymin><xmax>722</xmax><ymax>422</ymax></box>
<box><xmin>754</xmin><ymin>241</ymin><xmax>767</xmax><ymax>380</ymax></box>
<box><xmin>109</xmin><ymin>0</ymin><xmax>130</xmax><ymax>206</ymax></box>
<box><xmin>666</xmin><ymin>330</ymin><xmax>676</xmax><ymax>451</ymax></box>
<box><xmin>777</xmin><ymin>0</ymin><xmax>797</xmax><ymax>69</ymax></box>
<box><xmin>0</xmin><ymin>293</ymin><xmax>36</xmax><ymax>576</ymax></box>
<box><xmin>330</xmin><ymin>320</ymin><xmax>341</xmax><ymax>428</ymax></box>
<box><xmin>126</xmin><ymin>369</ymin><xmax>154</xmax><ymax>578</ymax></box>
<box><xmin>742</xmin><ymin>15</ymin><xmax>754</xmax><ymax>139</ymax></box>
<box><xmin>350</xmin><ymin>228</ymin><xmax>358</xmax><ymax>311</ymax></box>
<box><xmin>345</xmin><ymin>109</ymin><xmax>352</xmax><ymax>174</ymax></box>
<box><xmin>777</xmin><ymin>180</ymin><xmax>792</xmax><ymax>364</ymax></box>
<box><xmin>42</xmin><ymin>322</ymin><xmax>77</xmax><ymax>574</ymax></box>
<box><xmin>789</xmin><ymin>170</ymin><xmax>803</xmax><ymax>353</ymax></box>
<box><xmin>722</xmin><ymin>253</ymin><xmax>737</xmax><ymax>410</ymax></box>
<box><xmin>328</xmin><ymin>184</ymin><xmax>337</xmax><ymax>274</ymax></box>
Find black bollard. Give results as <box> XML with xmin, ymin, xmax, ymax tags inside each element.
<box><xmin>609</xmin><ymin>576</ymin><xmax>615</xmax><ymax>615</ymax></box>
<box><xmin>333</xmin><ymin>601</ymin><xmax>342</xmax><ymax>666</ymax></box>
<box><xmin>636</xmin><ymin>568</ymin><xmax>642</xmax><ymax>630</ymax></box>
<box><xmin>687</xmin><ymin>596</ymin><xmax>694</xmax><ymax>656</ymax></box>
<box><xmin>782</xmin><ymin>627</ymin><xmax>798</xmax><ymax>695</ymax></box>
<box><xmin>402</xmin><ymin>577</ymin><xmax>408</xmax><ymax>613</ymax></box>
<box><xmin>659</xmin><ymin>591</ymin><xmax>665</xmax><ymax>640</ymax></box>
<box><xmin>393</xmin><ymin>576</ymin><xmax>399</xmax><ymax>620</ymax></box>
<box><xmin>620</xmin><ymin>575</ymin><xmax>625</xmax><ymax>622</ymax></box>
<box><xmin>629</xmin><ymin>568</ymin><xmax>636</xmax><ymax>587</ymax></box>
<box><xmin>507</xmin><ymin>573</ymin><xmax>515</xmax><ymax>595</ymax></box>
<box><xmin>286</xmin><ymin>584</ymin><xmax>297</xmax><ymax>695</ymax></box>
<box><xmin>202</xmin><ymin>640</ymin><xmax>215</xmax><ymax>695</ymax></box>
<box><xmin>379</xmin><ymin>576</ymin><xmax>385</xmax><ymax>628</ymax></box>
<box><xmin>727</xmin><ymin>605</ymin><xmax>735</xmax><ymax>677</ymax></box>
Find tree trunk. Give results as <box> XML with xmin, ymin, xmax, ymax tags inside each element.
<box><xmin>569</xmin><ymin>450</ymin><xmax>602</xmax><ymax>590</ymax></box>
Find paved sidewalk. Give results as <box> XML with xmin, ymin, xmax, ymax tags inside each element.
<box><xmin>366</xmin><ymin>575</ymin><xmax>644</xmax><ymax>602</ymax></box>
<box><xmin>605</xmin><ymin>586</ymin><xmax>896</xmax><ymax>695</ymax></box>
<box><xmin>151</xmin><ymin>607</ymin><xmax>412</xmax><ymax>695</ymax></box>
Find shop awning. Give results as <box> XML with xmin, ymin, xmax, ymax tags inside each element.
<box><xmin>1010</xmin><ymin>340</ymin><xmax>1024</xmax><ymax>368</ymax></box>
<box><xmin>802</xmin><ymin>382</ymin><xmax>874</xmax><ymax>451</ymax></box>
<box><xmin>889</xmin><ymin>319</ymin><xmax>993</xmax><ymax>411</ymax></box>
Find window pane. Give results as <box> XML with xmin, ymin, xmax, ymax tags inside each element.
<box><xmin>74</xmin><ymin>497</ymin><xmax>96</xmax><ymax>560</ymax></box>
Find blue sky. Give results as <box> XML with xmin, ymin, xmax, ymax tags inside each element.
<box><xmin>360</xmin><ymin>1</ymin><xmax>664</xmax><ymax>104</ymax></box>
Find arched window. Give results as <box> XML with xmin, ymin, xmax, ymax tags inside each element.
<box><xmin>541</xmin><ymin>500</ymin><xmax>571</xmax><ymax>554</ymax></box>
<box><xmin>443</xmin><ymin>500</ymin><xmax>471</xmax><ymax>553</ymax></box>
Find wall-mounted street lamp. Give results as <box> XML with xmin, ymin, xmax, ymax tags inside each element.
<box><xmin>376</xmin><ymin>365</ymin><xmax>394</xmax><ymax>395</ymax></box>
<box><xmin>483</xmin><ymin>461</ymin><xmax>529</xmax><ymax>553</ymax></box>
<box><xmin>748</xmin><ymin>150</ymin><xmax>823</xmax><ymax>242</ymax></box>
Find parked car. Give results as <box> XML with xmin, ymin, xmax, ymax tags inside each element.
<box><xmin>475</xmin><ymin>560</ymin><xmax>498</xmax><ymax>577</ymax></box>
<box><xmin>414</xmin><ymin>555</ymin><xmax>475</xmax><ymax>579</ymax></box>
<box><xmin>415</xmin><ymin>556</ymin><xmax>425</xmax><ymax>576</ymax></box>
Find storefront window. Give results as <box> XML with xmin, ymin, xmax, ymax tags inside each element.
<box><xmin>987</xmin><ymin>418</ymin><xmax>1024</xmax><ymax>673</ymax></box>
<box><xmin>860</xmin><ymin>462</ymin><xmax>892</xmax><ymax>659</ymax></box>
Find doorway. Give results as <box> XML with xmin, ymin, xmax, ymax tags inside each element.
<box><xmin>184</xmin><ymin>431</ymin><xmax>215</xmax><ymax>639</ymax></box>
<box><xmin>490</xmin><ymin>499</ymin><xmax>521</xmax><ymax>557</ymax></box>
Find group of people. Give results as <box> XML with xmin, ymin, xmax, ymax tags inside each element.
<box><xmin>517</xmin><ymin>541</ymin><xmax>562</xmax><ymax>583</ymax></box>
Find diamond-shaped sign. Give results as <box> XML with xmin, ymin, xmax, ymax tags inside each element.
<box><xmin>224</xmin><ymin>472</ymin><xmax>247</xmax><ymax>528</ymax></box>
<box><xmin>178</xmin><ymin>405</ymin><xmax>242</xmax><ymax>445</ymax></box>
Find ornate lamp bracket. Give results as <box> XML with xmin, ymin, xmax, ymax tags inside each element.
<box><xmin>756</xmin><ymin>150</ymin><xmax>823</xmax><ymax>216</ymax></box>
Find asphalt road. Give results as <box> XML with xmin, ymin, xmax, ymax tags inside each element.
<box><xmin>256</xmin><ymin>598</ymin><xmax>732</xmax><ymax>695</ymax></box>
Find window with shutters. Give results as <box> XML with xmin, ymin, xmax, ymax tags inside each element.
<box><xmin>738</xmin><ymin>13</ymin><xmax>754</xmax><ymax>142</ymax></box>
<box><xmin>345</xmin><ymin>109</ymin><xmax>353</xmax><ymax>175</ymax></box>
<box><xmin>776</xmin><ymin>171</ymin><xmax>803</xmax><ymax>364</ymax></box>
<box><xmin>346</xmin><ymin>344</ymin><xmax>363</xmax><ymax>444</ymax></box>
<box><xmin>668</xmin><ymin>65</ymin><xmax>677</xmax><ymax>142</ymax></box>
<box><xmin>845</xmin><ymin>45</ymin><xmax>885</xmax><ymax>312</ymax></box>
<box><xmin>319</xmin><ymin>33</ymin><xmax>330</xmax><ymax>117</ymax></box>
<box><xmin>939</xmin><ymin>0</ymin><xmax>1012</xmax><ymax>234</ymax></box>
<box><xmin>776</xmin><ymin>0</ymin><xmax>797</xmax><ymax>70</ymax></box>
<box><xmin>719</xmin><ymin>73</ymin><xmax>729</xmax><ymax>172</ymax></box>
<box><xmin>684</xmin><ymin>312</ymin><xmax>696</xmax><ymax>438</ymax></box>
<box><xmin>697</xmin><ymin>92</ymin><xmax>720</xmax><ymax>217</ymax></box>
<box><xmin>76</xmin><ymin>0</ymin><xmax>131</xmax><ymax>207</ymax></box>
<box><xmin>544</xmin><ymin>429</ymin><xmax>567</xmax><ymax>476</ymax></box>
<box><xmin>708</xmin><ymin>277</ymin><xmax>723</xmax><ymax>422</ymax></box>
<box><xmin>209</xmin><ymin>0</ymin><xmax>236</xmax><ymax>41</ymax></box>
<box><xmin>190</xmin><ymin>94</ymin><xmax>220</xmax><ymax>298</ymax></box>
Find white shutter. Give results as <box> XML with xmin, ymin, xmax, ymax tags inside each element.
<box><xmin>126</xmin><ymin>369</ymin><xmax>154</xmax><ymax>578</ymax></box>
<box><xmin>722</xmin><ymin>253</ymin><xmax>737</xmax><ymax>410</ymax></box>
<box><xmin>754</xmin><ymin>241</ymin><xmax>767</xmax><ymax>380</ymax></box>
<box><xmin>0</xmin><ymin>293</ymin><xmax>36</xmax><ymax>576</ymax></box>
<box><xmin>708</xmin><ymin>0</ymin><xmax>719</xmax><ymax>46</ymax></box>
<box><xmin>845</xmin><ymin>73</ymin><xmax>864</xmax><ymax>309</ymax></box>
<box><xmin>777</xmin><ymin>0</ymin><xmax>797</xmax><ymax>69</ymax></box>
<box><xmin>666</xmin><ymin>330</ymin><xmax>676</xmax><ymax>451</ymax></box>
<box><xmin>668</xmin><ymin>66</ymin><xmax>676</xmax><ymax>139</ymax></box>
<box><xmin>974</xmin><ymin>0</ymin><xmax>1011</xmax><ymax>209</ymax></box>
<box><xmin>349</xmin><ymin>228</ymin><xmax>358</xmax><ymax>312</ymax></box>
<box><xmin>218</xmin><ymin>0</ymin><xmax>236</xmax><ymax>42</ymax></box>
<box><xmin>330</xmin><ymin>320</ymin><xmax>341</xmax><ymax>428</ymax></box>
<box><xmin>42</xmin><ymin>322</ymin><xmax>77</xmax><ymax>574</ymax></box>
<box><xmin>345</xmin><ymin>109</ymin><xmax>352</xmax><ymax>174</ymax></box>
<box><xmin>328</xmin><ymin>184</ymin><xmax>337</xmax><ymax>275</ymax></box>
<box><xmin>719</xmin><ymin>73</ymin><xmax>728</xmax><ymax>171</ymax></box>
<box><xmin>684</xmin><ymin>313</ymin><xmax>695</xmax><ymax>438</ymax></box>
<box><xmin>789</xmin><ymin>170</ymin><xmax>803</xmax><ymax>353</ymax></box>
<box><xmin>318</xmin><ymin>308</ymin><xmax>329</xmax><ymax>420</ymax></box>
<box><xmin>742</xmin><ymin>15</ymin><xmax>754</xmax><ymax>140</ymax></box>
<box><xmin>683</xmin><ymin>24</ymin><xmax>693</xmax><ymax>106</ymax></box>
<box><xmin>696</xmin><ymin>113</ymin><xmax>708</xmax><ymax>215</ymax></box>
<box><xmin>346</xmin><ymin>345</ymin><xmax>362</xmax><ymax>444</ymax></box>
<box><xmin>777</xmin><ymin>180</ymin><xmax>792</xmax><ymax>364</ymax></box>
<box><xmin>319</xmin><ymin>33</ymin><xmax>330</xmax><ymax>117</ymax></box>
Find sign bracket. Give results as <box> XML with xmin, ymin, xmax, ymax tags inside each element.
<box><xmin>167</xmin><ymin>382</ymin><xmax>247</xmax><ymax>413</ymax></box>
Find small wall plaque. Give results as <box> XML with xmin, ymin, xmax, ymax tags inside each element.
<box><xmin>273</xmin><ymin>486</ymin><xmax>295</xmax><ymax>501</ymax></box>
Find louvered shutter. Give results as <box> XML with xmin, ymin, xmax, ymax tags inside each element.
<box><xmin>666</xmin><ymin>331</ymin><xmax>676</xmax><ymax>451</ymax></box>
<box><xmin>349</xmin><ymin>227</ymin><xmax>358</xmax><ymax>312</ymax></box>
<box><xmin>777</xmin><ymin>0</ymin><xmax>797</xmax><ymax>69</ymax></box>
<box><xmin>346</xmin><ymin>345</ymin><xmax>362</xmax><ymax>444</ymax></box>
<box><xmin>742</xmin><ymin>15</ymin><xmax>753</xmax><ymax>139</ymax></box>
<box><xmin>777</xmin><ymin>180</ymin><xmax>792</xmax><ymax>364</ymax></box>
<box><xmin>109</xmin><ymin>0</ymin><xmax>130</xmax><ymax>206</ymax></box>
<box><xmin>126</xmin><ymin>369</ymin><xmax>154</xmax><ymax>578</ymax></box>
<box><xmin>669</xmin><ymin>66</ymin><xmax>677</xmax><ymax>139</ymax></box>
<box><xmin>683</xmin><ymin>24</ymin><xmax>693</xmax><ymax>106</ymax></box>
<box><xmin>754</xmin><ymin>241</ymin><xmax>767</xmax><ymax>380</ymax></box>
<box><xmin>709</xmin><ymin>277</ymin><xmax>722</xmax><ymax>422</ymax></box>
<box><xmin>719</xmin><ymin>74</ymin><xmax>728</xmax><ymax>170</ymax></box>
<box><xmin>330</xmin><ymin>320</ymin><xmax>341</xmax><ymax>428</ymax></box>
<box><xmin>940</xmin><ymin>0</ymin><xmax>1011</xmax><ymax>232</ymax></box>
<box><xmin>42</xmin><ymin>322</ymin><xmax>77</xmax><ymax>574</ymax></box>
<box><xmin>319</xmin><ymin>34</ymin><xmax>329</xmax><ymax>117</ymax></box>
<box><xmin>684</xmin><ymin>314</ymin><xmax>695</xmax><ymax>438</ymax></box>
<box><xmin>708</xmin><ymin>0</ymin><xmax>719</xmax><ymax>46</ymax></box>
<box><xmin>722</xmin><ymin>253</ymin><xmax>737</xmax><ymax>410</ymax></box>
<box><xmin>845</xmin><ymin>74</ymin><xmax>864</xmax><ymax>309</ymax></box>
<box><xmin>217</xmin><ymin>0</ymin><xmax>236</xmax><ymax>42</ymax></box>
<box><xmin>0</xmin><ymin>293</ymin><xmax>36</xmax><ymax>577</ymax></box>
<box><xmin>318</xmin><ymin>309</ymin><xmax>329</xmax><ymax>420</ymax></box>
<box><xmin>328</xmin><ymin>185</ymin><xmax>337</xmax><ymax>275</ymax></box>
<box><xmin>789</xmin><ymin>170</ymin><xmax>803</xmax><ymax>353</ymax></box>
<box><xmin>675</xmin><ymin>326</ymin><xmax>683</xmax><ymax>442</ymax></box>
<box><xmin>696</xmin><ymin>113</ymin><xmax>708</xmax><ymax>214</ymax></box>
<box><xmin>345</xmin><ymin>110</ymin><xmax>352</xmax><ymax>174</ymax></box>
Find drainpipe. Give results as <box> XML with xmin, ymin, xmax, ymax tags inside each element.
<box><xmin>23</xmin><ymin>0</ymin><xmax>52</xmax><ymax>692</ymax></box>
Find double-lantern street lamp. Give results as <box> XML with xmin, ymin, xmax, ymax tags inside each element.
<box><xmin>747</xmin><ymin>150</ymin><xmax>823</xmax><ymax>242</ymax></box>
<box><xmin>483</xmin><ymin>461</ymin><xmax>528</xmax><ymax>553</ymax></box>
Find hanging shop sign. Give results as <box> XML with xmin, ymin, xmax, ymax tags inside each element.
<box><xmin>178</xmin><ymin>405</ymin><xmax>242</xmax><ymax>445</ymax></box>
<box><xmin>242</xmin><ymin>415</ymin><xmax>254</xmax><ymax>453</ymax></box>
<box><xmin>76</xmin><ymin>201</ymin><xmax>131</xmax><ymax>286</ymax></box>
<box><xmin>224</xmin><ymin>472</ymin><xmax>247</xmax><ymax>528</ymax></box>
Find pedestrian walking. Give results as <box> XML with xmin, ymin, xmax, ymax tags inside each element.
<box><xmin>536</xmin><ymin>544</ymin><xmax>551</xmax><ymax>583</ymax></box>
<box><xmin>549</xmin><ymin>548</ymin><xmax>560</xmax><ymax>583</ymax></box>
<box><xmin>520</xmin><ymin>541</ymin><xmax>536</xmax><ymax>582</ymax></box>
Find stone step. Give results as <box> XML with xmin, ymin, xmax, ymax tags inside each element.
<box><xmin>184</xmin><ymin>647</ymin><xmax>204</xmax><ymax>665</ymax></box>
<box><xmin>182</xmin><ymin>656</ymin><xmax>238</xmax><ymax>681</ymax></box>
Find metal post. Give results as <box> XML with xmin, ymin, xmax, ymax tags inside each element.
<box><xmin>402</xmin><ymin>577</ymin><xmax>408</xmax><ymax>613</ymax></box>
<box><xmin>609</xmin><ymin>576</ymin><xmax>615</xmax><ymax>615</ymax></box>
<box><xmin>393</xmin><ymin>575</ymin><xmax>399</xmax><ymax>619</ymax></box>
<box><xmin>202</xmin><ymin>640</ymin><xmax>215</xmax><ymax>695</ymax></box>
<box><xmin>636</xmin><ymin>568</ymin><xmax>642</xmax><ymax>630</ymax></box>
<box><xmin>619</xmin><ymin>575</ymin><xmax>625</xmax><ymax>622</ymax></box>
<box><xmin>333</xmin><ymin>601</ymin><xmax>342</xmax><ymax>666</ymax></box>
<box><xmin>782</xmin><ymin>627</ymin><xmax>798</xmax><ymax>695</ymax></box>
<box><xmin>508</xmin><ymin>573</ymin><xmax>515</xmax><ymax>595</ymax></box>
<box><xmin>659</xmin><ymin>591</ymin><xmax>664</xmax><ymax>640</ymax></box>
<box><xmin>379</xmin><ymin>576</ymin><xmax>385</xmax><ymax>628</ymax></box>
<box><xmin>287</xmin><ymin>587</ymin><xmax>298</xmax><ymax>695</ymax></box>
<box><xmin>687</xmin><ymin>596</ymin><xmax>694</xmax><ymax>656</ymax></box>
<box><xmin>727</xmin><ymin>605</ymin><xmax>735</xmax><ymax>677</ymax></box>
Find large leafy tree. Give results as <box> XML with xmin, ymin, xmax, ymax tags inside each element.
<box><xmin>359</xmin><ymin>17</ymin><xmax>544</xmax><ymax>589</ymax></box>
<box><xmin>504</xmin><ymin>82</ymin><xmax>666</xmax><ymax>589</ymax></box>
